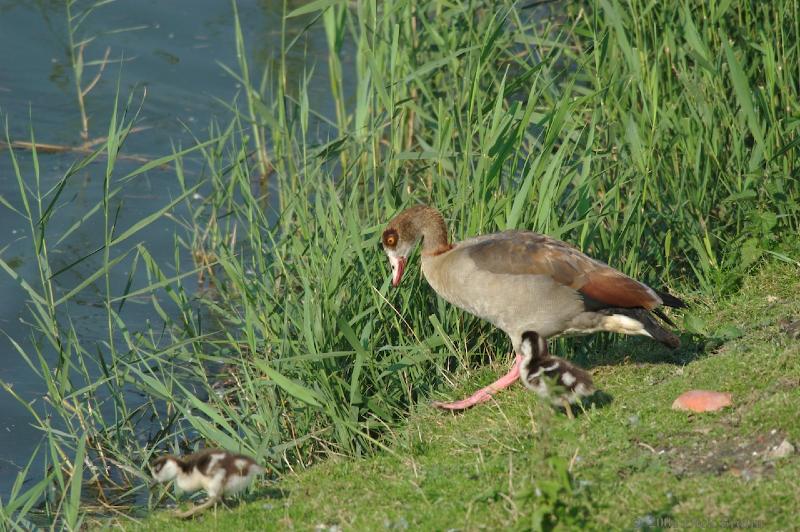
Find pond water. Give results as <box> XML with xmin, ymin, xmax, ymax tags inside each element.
<box><xmin>0</xmin><ymin>0</ymin><xmax>350</xmax><ymax>502</ymax></box>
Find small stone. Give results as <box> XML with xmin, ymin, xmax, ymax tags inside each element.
<box><xmin>765</xmin><ymin>439</ymin><xmax>795</xmax><ymax>461</ymax></box>
<box><xmin>740</xmin><ymin>468</ymin><xmax>756</xmax><ymax>482</ymax></box>
<box><xmin>672</xmin><ymin>390</ymin><xmax>732</xmax><ymax>413</ymax></box>
<box><xmin>634</xmin><ymin>515</ymin><xmax>656</xmax><ymax>528</ymax></box>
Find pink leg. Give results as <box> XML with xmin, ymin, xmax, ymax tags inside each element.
<box><xmin>433</xmin><ymin>354</ymin><xmax>522</xmax><ymax>411</ymax></box>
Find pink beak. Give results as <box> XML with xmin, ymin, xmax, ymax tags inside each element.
<box><xmin>391</xmin><ymin>256</ymin><xmax>406</xmax><ymax>287</ymax></box>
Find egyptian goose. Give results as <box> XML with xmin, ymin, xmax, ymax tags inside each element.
<box><xmin>519</xmin><ymin>331</ymin><xmax>595</xmax><ymax>417</ymax></box>
<box><xmin>381</xmin><ymin>205</ymin><xmax>684</xmax><ymax>410</ymax></box>
<box><xmin>150</xmin><ymin>448</ymin><xmax>265</xmax><ymax>518</ymax></box>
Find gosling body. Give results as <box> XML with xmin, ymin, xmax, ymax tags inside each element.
<box><xmin>151</xmin><ymin>448</ymin><xmax>265</xmax><ymax>518</ymax></box>
<box><xmin>519</xmin><ymin>331</ymin><xmax>595</xmax><ymax>409</ymax></box>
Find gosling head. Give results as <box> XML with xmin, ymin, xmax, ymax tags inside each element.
<box><xmin>150</xmin><ymin>455</ymin><xmax>182</xmax><ymax>484</ymax></box>
<box><xmin>520</xmin><ymin>330</ymin><xmax>548</xmax><ymax>362</ymax></box>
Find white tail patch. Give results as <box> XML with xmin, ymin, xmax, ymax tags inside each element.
<box><xmin>602</xmin><ymin>314</ymin><xmax>652</xmax><ymax>337</ymax></box>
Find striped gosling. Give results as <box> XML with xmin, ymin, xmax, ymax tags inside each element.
<box><xmin>151</xmin><ymin>448</ymin><xmax>265</xmax><ymax>518</ymax></box>
<box><xmin>518</xmin><ymin>331</ymin><xmax>595</xmax><ymax>417</ymax></box>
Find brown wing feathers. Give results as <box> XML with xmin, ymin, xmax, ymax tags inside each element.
<box><xmin>468</xmin><ymin>231</ymin><xmax>678</xmax><ymax>312</ymax></box>
<box><xmin>578</xmin><ymin>269</ymin><xmax>662</xmax><ymax>310</ymax></box>
<box><xmin>467</xmin><ymin>232</ymin><xmax>588</xmax><ymax>283</ymax></box>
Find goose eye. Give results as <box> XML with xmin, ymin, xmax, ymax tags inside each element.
<box><xmin>382</xmin><ymin>230</ymin><xmax>398</xmax><ymax>248</ymax></box>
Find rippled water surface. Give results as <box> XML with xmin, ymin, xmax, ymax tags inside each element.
<box><xmin>0</xmin><ymin>0</ymin><xmax>347</xmax><ymax>500</ymax></box>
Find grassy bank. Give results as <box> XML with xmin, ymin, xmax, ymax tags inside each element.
<box><xmin>1</xmin><ymin>0</ymin><xmax>799</xmax><ymax>527</ymax></box>
<box><xmin>127</xmin><ymin>257</ymin><xmax>800</xmax><ymax>529</ymax></box>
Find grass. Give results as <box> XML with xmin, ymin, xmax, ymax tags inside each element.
<box><xmin>0</xmin><ymin>0</ymin><xmax>799</xmax><ymax>527</ymax></box>
<box><xmin>125</xmin><ymin>257</ymin><xmax>800</xmax><ymax>530</ymax></box>
<box><xmin>64</xmin><ymin>0</ymin><xmax>144</xmax><ymax>141</ymax></box>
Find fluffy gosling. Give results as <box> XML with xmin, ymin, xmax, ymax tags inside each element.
<box><xmin>518</xmin><ymin>331</ymin><xmax>595</xmax><ymax>417</ymax></box>
<box><xmin>151</xmin><ymin>448</ymin><xmax>265</xmax><ymax>518</ymax></box>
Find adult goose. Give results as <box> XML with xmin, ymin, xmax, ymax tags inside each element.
<box><xmin>380</xmin><ymin>205</ymin><xmax>684</xmax><ymax>410</ymax></box>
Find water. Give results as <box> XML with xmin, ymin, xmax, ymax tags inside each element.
<box><xmin>0</xmin><ymin>0</ymin><xmax>347</xmax><ymax>502</ymax></box>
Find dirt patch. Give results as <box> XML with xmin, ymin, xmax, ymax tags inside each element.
<box><xmin>772</xmin><ymin>376</ymin><xmax>800</xmax><ymax>392</ymax></box>
<box><xmin>658</xmin><ymin>430</ymin><xmax>795</xmax><ymax>481</ymax></box>
<box><xmin>779</xmin><ymin>316</ymin><xmax>800</xmax><ymax>339</ymax></box>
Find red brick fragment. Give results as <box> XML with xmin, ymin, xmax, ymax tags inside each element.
<box><xmin>672</xmin><ymin>390</ymin><xmax>732</xmax><ymax>413</ymax></box>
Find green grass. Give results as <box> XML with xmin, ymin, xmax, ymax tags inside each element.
<box><xmin>123</xmin><ymin>257</ymin><xmax>800</xmax><ymax>530</ymax></box>
<box><xmin>1</xmin><ymin>0</ymin><xmax>799</xmax><ymax>527</ymax></box>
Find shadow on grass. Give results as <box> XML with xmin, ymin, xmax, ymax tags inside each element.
<box><xmin>170</xmin><ymin>485</ymin><xmax>289</xmax><ymax>519</ymax></box>
<box><xmin>247</xmin><ymin>485</ymin><xmax>289</xmax><ymax>504</ymax></box>
<box><xmin>545</xmin><ymin>389</ymin><xmax>615</xmax><ymax>418</ymax></box>
<box><xmin>583</xmin><ymin>389</ymin><xmax>614</xmax><ymax>410</ymax></box>
<box><xmin>569</xmin><ymin>332</ymin><xmax>728</xmax><ymax>369</ymax></box>
<box><xmin>422</xmin><ymin>324</ymin><xmax>746</xmax><ymax>418</ymax></box>
<box><xmin>444</xmin><ymin>327</ymin><xmax>726</xmax><ymax>375</ymax></box>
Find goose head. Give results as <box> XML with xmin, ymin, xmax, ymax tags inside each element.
<box><xmin>381</xmin><ymin>205</ymin><xmax>450</xmax><ymax>286</ymax></box>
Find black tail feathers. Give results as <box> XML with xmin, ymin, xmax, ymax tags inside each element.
<box><xmin>653</xmin><ymin>289</ymin><xmax>686</xmax><ymax>328</ymax></box>
<box><xmin>656</xmin><ymin>289</ymin><xmax>687</xmax><ymax>309</ymax></box>
<box><xmin>638</xmin><ymin>310</ymin><xmax>681</xmax><ymax>349</ymax></box>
